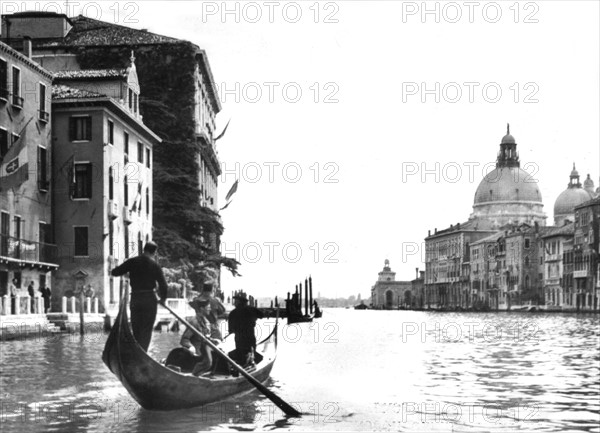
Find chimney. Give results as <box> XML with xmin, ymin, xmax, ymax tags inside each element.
<box><xmin>457</xmin><ymin>222</ymin><xmax>460</xmax><ymax>229</ymax></box>
<box><xmin>415</xmin><ymin>267</ymin><xmax>419</xmax><ymax>279</ymax></box>
<box><xmin>428</xmin><ymin>230</ymin><xmax>431</xmax><ymax>236</ymax></box>
<box><xmin>435</xmin><ymin>228</ymin><xmax>437</xmax><ymax>234</ymax></box>
<box><xmin>23</xmin><ymin>36</ymin><xmax>32</xmax><ymax>58</ymax></box>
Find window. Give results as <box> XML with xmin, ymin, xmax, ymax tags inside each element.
<box><xmin>124</xmin><ymin>132</ymin><xmax>129</xmax><ymax>163</ymax></box>
<box><xmin>108</xmin><ymin>120</ymin><xmax>114</xmax><ymax>145</ymax></box>
<box><xmin>0</xmin><ymin>128</ymin><xmax>7</xmax><ymax>159</ymax></box>
<box><xmin>37</xmin><ymin>147</ymin><xmax>48</xmax><ymax>191</ymax></box>
<box><xmin>134</xmin><ymin>93</ymin><xmax>139</xmax><ymax>114</ymax></box>
<box><xmin>73</xmin><ymin>163</ymin><xmax>92</xmax><ymax>199</ymax></box>
<box><xmin>124</xmin><ymin>229</ymin><xmax>129</xmax><ymax>258</ymax></box>
<box><xmin>12</xmin><ymin>66</ymin><xmax>22</xmax><ymax>107</ymax></box>
<box><xmin>39</xmin><ymin>83</ymin><xmax>48</xmax><ymax>122</ymax></box>
<box><xmin>524</xmin><ymin>238</ymin><xmax>530</xmax><ymax>249</ymax></box>
<box><xmin>128</xmin><ymin>88</ymin><xmax>133</xmax><ymax>110</ymax></box>
<box><xmin>145</xmin><ymin>187</ymin><xmax>150</xmax><ymax>216</ymax></box>
<box><xmin>0</xmin><ymin>58</ymin><xmax>8</xmax><ymax>101</ymax></box>
<box><xmin>107</xmin><ymin>167</ymin><xmax>115</xmax><ymax>202</ymax></box>
<box><xmin>74</xmin><ymin>227</ymin><xmax>88</xmax><ymax>256</ymax></box>
<box><xmin>124</xmin><ymin>175</ymin><xmax>129</xmax><ymax>206</ymax></box>
<box><xmin>69</xmin><ymin>116</ymin><xmax>92</xmax><ymax>141</ymax></box>
<box><xmin>137</xmin><ymin>141</ymin><xmax>143</xmax><ymax>164</ymax></box>
<box><xmin>146</xmin><ymin>148</ymin><xmax>151</xmax><ymax>168</ymax></box>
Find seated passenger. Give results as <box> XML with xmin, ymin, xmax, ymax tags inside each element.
<box><xmin>180</xmin><ymin>298</ymin><xmax>221</xmax><ymax>376</ymax></box>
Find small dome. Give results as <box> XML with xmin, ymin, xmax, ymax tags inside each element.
<box><xmin>583</xmin><ymin>174</ymin><xmax>594</xmax><ymax>189</ymax></box>
<box><xmin>570</xmin><ymin>164</ymin><xmax>579</xmax><ymax>178</ymax></box>
<box><xmin>474</xmin><ymin>167</ymin><xmax>542</xmax><ymax>205</ymax></box>
<box><xmin>501</xmin><ymin>134</ymin><xmax>515</xmax><ymax>144</ymax></box>
<box><xmin>554</xmin><ymin>188</ymin><xmax>592</xmax><ymax>218</ymax></box>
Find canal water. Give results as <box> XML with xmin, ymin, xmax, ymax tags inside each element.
<box><xmin>1</xmin><ymin>309</ymin><xmax>599</xmax><ymax>432</ymax></box>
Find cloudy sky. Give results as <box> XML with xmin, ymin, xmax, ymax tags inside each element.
<box><xmin>12</xmin><ymin>1</ymin><xmax>599</xmax><ymax>299</ymax></box>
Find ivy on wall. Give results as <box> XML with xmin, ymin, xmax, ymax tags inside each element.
<box><xmin>75</xmin><ymin>43</ymin><xmax>239</xmax><ymax>280</ymax></box>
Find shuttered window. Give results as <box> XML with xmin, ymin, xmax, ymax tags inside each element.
<box><xmin>69</xmin><ymin>116</ymin><xmax>92</xmax><ymax>141</ymax></box>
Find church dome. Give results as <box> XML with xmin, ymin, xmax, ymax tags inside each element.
<box><xmin>553</xmin><ymin>164</ymin><xmax>593</xmax><ymax>225</ymax></box>
<box><xmin>474</xmin><ymin>167</ymin><xmax>542</xmax><ymax>205</ymax></box>
<box><xmin>470</xmin><ymin>126</ymin><xmax>546</xmax><ymax>228</ymax></box>
<box><xmin>554</xmin><ymin>188</ymin><xmax>592</xmax><ymax>217</ymax></box>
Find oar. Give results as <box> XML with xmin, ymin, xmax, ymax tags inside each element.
<box><xmin>157</xmin><ymin>296</ymin><xmax>301</xmax><ymax>417</ymax></box>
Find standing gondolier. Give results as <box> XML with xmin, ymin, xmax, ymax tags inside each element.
<box><xmin>111</xmin><ymin>242</ymin><xmax>168</xmax><ymax>351</ymax></box>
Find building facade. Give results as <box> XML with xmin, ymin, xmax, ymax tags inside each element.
<box><xmin>2</xmin><ymin>11</ymin><xmax>223</xmax><ymax>279</ymax></box>
<box><xmin>0</xmin><ymin>40</ymin><xmax>57</xmax><ymax>308</ymax></box>
<box><xmin>50</xmin><ymin>59</ymin><xmax>160</xmax><ymax>313</ymax></box>
<box><xmin>572</xmin><ymin>197</ymin><xmax>600</xmax><ymax>310</ymax></box>
<box><xmin>371</xmin><ymin>259</ymin><xmax>412</xmax><ymax>309</ymax></box>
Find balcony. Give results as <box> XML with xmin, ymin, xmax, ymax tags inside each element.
<box><xmin>108</xmin><ymin>200</ymin><xmax>119</xmax><ymax>219</ymax></box>
<box><xmin>123</xmin><ymin>206</ymin><xmax>133</xmax><ymax>224</ymax></box>
<box><xmin>0</xmin><ymin>88</ymin><xmax>8</xmax><ymax>103</ymax></box>
<box><xmin>38</xmin><ymin>179</ymin><xmax>49</xmax><ymax>192</ymax></box>
<box><xmin>573</xmin><ymin>270</ymin><xmax>589</xmax><ymax>278</ymax></box>
<box><xmin>0</xmin><ymin>234</ymin><xmax>59</xmax><ymax>269</ymax></box>
<box><xmin>12</xmin><ymin>95</ymin><xmax>24</xmax><ymax>109</ymax></box>
<box><xmin>39</xmin><ymin>110</ymin><xmax>50</xmax><ymax>123</ymax></box>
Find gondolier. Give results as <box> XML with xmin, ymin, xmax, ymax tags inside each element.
<box><xmin>111</xmin><ymin>242</ymin><xmax>168</xmax><ymax>351</ymax></box>
<box><xmin>228</xmin><ymin>293</ymin><xmax>264</xmax><ymax>367</ymax></box>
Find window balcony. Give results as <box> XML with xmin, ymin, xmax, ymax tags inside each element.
<box><xmin>0</xmin><ymin>88</ymin><xmax>8</xmax><ymax>103</ymax></box>
<box><xmin>39</xmin><ymin>110</ymin><xmax>50</xmax><ymax>123</ymax></box>
<box><xmin>12</xmin><ymin>95</ymin><xmax>24</xmax><ymax>109</ymax></box>
<box><xmin>123</xmin><ymin>206</ymin><xmax>134</xmax><ymax>224</ymax></box>
<box><xmin>0</xmin><ymin>234</ymin><xmax>58</xmax><ymax>269</ymax></box>
<box><xmin>38</xmin><ymin>179</ymin><xmax>49</xmax><ymax>192</ymax></box>
<box><xmin>108</xmin><ymin>200</ymin><xmax>119</xmax><ymax>219</ymax></box>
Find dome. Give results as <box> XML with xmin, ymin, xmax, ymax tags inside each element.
<box><xmin>474</xmin><ymin>167</ymin><xmax>542</xmax><ymax>205</ymax></box>
<box><xmin>501</xmin><ymin>134</ymin><xmax>515</xmax><ymax>144</ymax></box>
<box><xmin>554</xmin><ymin>188</ymin><xmax>592</xmax><ymax>217</ymax></box>
<box><xmin>583</xmin><ymin>174</ymin><xmax>595</xmax><ymax>190</ymax></box>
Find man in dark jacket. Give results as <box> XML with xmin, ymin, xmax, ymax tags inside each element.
<box><xmin>111</xmin><ymin>242</ymin><xmax>168</xmax><ymax>351</ymax></box>
<box><xmin>228</xmin><ymin>293</ymin><xmax>264</xmax><ymax>367</ymax></box>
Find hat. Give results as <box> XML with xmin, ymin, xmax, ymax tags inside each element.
<box><xmin>233</xmin><ymin>293</ymin><xmax>248</xmax><ymax>303</ymax></box>
<box><xmin>189</xmin><ymin>298</ymin><xmax>210</xmax><ymax>310</ymax></box>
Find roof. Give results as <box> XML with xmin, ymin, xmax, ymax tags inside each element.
<box><xmin>9</xmin><ymin>11</ymin><xmax>74</xmax><ymax>24</ymax></box>
<box><xmin>35</xmin><ymin>15</ymin><xmax>181</xmax><ymax>47</ymax></box>
<box><xmin>52</xmin><ymin>84</ymin><xmax>104</xmax><ymax>99</ymax></box>
<box><xmin>574</xmin><ymin>195</ymin><xmax>600</xmax><ymax>210</ymax></box>
<box><xmin>542</xmin><ymin>223</ymin><xmax>575</xmax><ymax>238</ymax></box>
<box><xmin>52</xmin><ymin>85</ymin><xmax>161</xmax><ymax>144</ymax></box>
<box><xmin>0</xmin><ymin>41</ymin><xmax>53</xmax><ymax>80</ymax></box>
<box><xmin>54</xmin><ymin>69</ymin><xmax>127</xmax><ymax>79</ymax></box>
<box><xmin>474</xmin><ymin>166</ymin><xmax>543</xmax><ymax>205</ymax></box>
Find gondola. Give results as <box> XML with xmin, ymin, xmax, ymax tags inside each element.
<box><xmin>102</xmin><ymin>292</ymin><xmax>278</xmax><ymax>411</ymax></box>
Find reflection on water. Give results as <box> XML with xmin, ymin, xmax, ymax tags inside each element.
<box><xmin>1</xmin><ymin>310</ymin><xmax>599</xmax><ymax>432</ymax></box>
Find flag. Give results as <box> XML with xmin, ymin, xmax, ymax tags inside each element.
<box><xmin>0</xmin><ymin>124</ymin><xmax>29</xmax><ymax>190</ymax></box>
<box><xmin>214</xmin><ymin>118</ymin><xmax>231</xmax><ymax>142</ymax></box>
<box><xmin>225</xmin><ymin>179</ymin><xmax>238</xmax><ymax>201</ymax></box>
<box><xmin>219</xmin><ymin>199</ymin><xmax>233</xmax><ymax>211</ymax></box>
<box><xmin>132</xmin><ymin>181</ymin><xmax>143</xmax><ymax>212</ymax></box>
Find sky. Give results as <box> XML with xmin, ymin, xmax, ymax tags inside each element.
<box><xmin>9</xmin><ymin>0</ymin><xmax>599</xmax><ymax>300</ymax></box>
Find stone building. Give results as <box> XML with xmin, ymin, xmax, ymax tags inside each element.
<box><xmin>0</xmin><ymin>39</ymin><xmax>57</xmax><ymax>307</ymax></box>
<box><xmin>572</xmin><ymin>197</ymin><xmax>600</xmax><ymax>310</ymax></box>
<box><xmin>50</xmin><ymin>57</ymin><xmax>160</xmax><ymax>313</ymax></box>
<box><xmin>370</xmin><ymin>259</ymin><xmax>412</xmax><ymax>309</ymax></box>
<box><xmin>425</xmin><ymin>126</ymin><xmax>548</xmax><ymax>310</ymax></box>
<box><xmin>542</xmin><ymin>223</ymin><xmax>575</xmax><ymax>309</ymax></box>
<box><xmin>425</xmin><ymin>221</ymin><xmax>496</xmax><ymax>309</ymax></box>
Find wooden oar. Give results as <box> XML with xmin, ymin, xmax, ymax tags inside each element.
<box><xmin>157</xmin><ymin>296</ymin><xmax>301</xmax><ymax>417</ymax></box>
